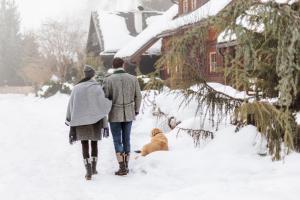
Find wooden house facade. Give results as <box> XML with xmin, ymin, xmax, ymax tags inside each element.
<box><xmin>161</xmin><ymin>0</ymin><xmax>228</xmax><ymax>86</ymax></box>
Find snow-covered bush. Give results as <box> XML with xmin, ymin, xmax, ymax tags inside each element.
<box><xmin>38</xmin><ymin>81</ymin><xmax>60</xmax><ymax>98</ymax></box>
<box><xmin>138</xmin><ymin>75</ymin><xmax>165</xmax><ymax>92</ymax></box>
<box><xmin>137</xmin><ymin>76</ymin><xmax>147</xmax><ymax>91</ymax></box>
<box><xmin>38</xmin><ymin>81</ymin><xmax>73</xmax><ymax>98</ymax></box>
<box><xmin>61</xmin><ymin>82</ymin><xmax>73</xmax><ymax>94</ymax></box>
<box><xmin>95</xmin><ymin>71</ymin><xmax>106</xmax><ymax>85</ymax></box>
<box><xmin>145</xmin><ymin>78</ymin><xmax>164</xmax><ymax>92</ymax></box>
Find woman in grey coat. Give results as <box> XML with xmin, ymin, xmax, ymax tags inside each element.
<box><xmin>65</xmin><ymin>65</ymin><xmax>112</xmax><ymax>180</ymax></box>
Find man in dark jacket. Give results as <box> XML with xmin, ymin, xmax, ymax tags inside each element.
<box><xmin>104</xmin><ymin>58</ymin><xmax>142</xmax><ymax>176</ymax></box>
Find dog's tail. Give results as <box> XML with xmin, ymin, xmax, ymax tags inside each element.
<box><xmin>134</xmin><ymin>150</ymin><xmax>142</xmax><ymax>154</ymax></box>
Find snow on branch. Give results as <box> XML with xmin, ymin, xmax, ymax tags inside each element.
<box><xmin>176</xmin><ymin>127</ymin><xmax>214</xmax><ymax>147</ymax></box>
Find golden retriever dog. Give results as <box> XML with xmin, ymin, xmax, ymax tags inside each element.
<box><xmin>136</xmin><ymin>128</ymin><xmax>169</xmax><ymax>157</ymax></box>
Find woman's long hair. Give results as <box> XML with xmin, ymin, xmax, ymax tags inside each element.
<box><xmin>76</xmin><ymin>77</ymin><xmax>91</xmax><ymax>85</ymax></box>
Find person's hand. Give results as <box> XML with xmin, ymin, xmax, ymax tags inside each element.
<box><xmin>69</xmin><ymin>135</ymin><xmax>75</xmax><ymax>145</ymax></box>
<box><xmin>69</xmin><ymin>127</ymin><xmax>76</xmax><ymax>145</ymax></box>
<box><xmin>103</xmin><ymin>127</ymin><xmax>110</xmax><ymax>138</ymax></box>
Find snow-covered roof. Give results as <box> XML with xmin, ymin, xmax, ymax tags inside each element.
<box><xmin>90</xmin><ymin>7</ymin><xmax>164</xmax><ymax>54</ymax></box>
<box><xmin>115</xmin><ymin>4</ymin><xmax>178</xmax><ymax>58</ymax></box>
<box><xmin>97</xmin><ymin>12</ymin><xmax>135</xmax><ymax>52</ymax></box>
<box><xmin>115</xmin><ymin>0</ymin><xmax>234</xmax><ymax>59</ymax></box>
<box><xmin>166</xmin><ymin>0</ymin><xmax>232</xmax><ymax>31</ymax></box>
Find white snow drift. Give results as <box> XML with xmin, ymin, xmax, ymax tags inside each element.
<box><xmin>0</xmin><ymin>90</ymin><xmax>299</xmax><ymax>200</ymax></box>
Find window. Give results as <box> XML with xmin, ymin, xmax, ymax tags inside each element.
<box><xmin>210</xmin><ymin>52</ymin><xmax>218</xmax><ymax>72</ymax></box>
<box><xmin>182</xmin><ymin>0</ymin><xmax>189</xmax><ymax>13</ymax></box>
<box><xmin>191</xmin><ymin>0</ymin><xmax>197</xmax><ymax>10</ymax></box>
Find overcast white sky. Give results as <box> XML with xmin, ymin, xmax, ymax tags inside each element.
<box><xmin>15</xmin><ymin>0</ymin><xmax>140</xmax><ymax>31</ymax></box>
<box><xmin>16</xmin><ymin>0</ymin><xmax>88</xmax><ymax>30</ymax></box>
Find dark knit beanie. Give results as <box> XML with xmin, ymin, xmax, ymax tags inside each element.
<box><xmin>83</xmin><ymin>65</ymin><xmax>95</xmax><ymax>78</ymax></box>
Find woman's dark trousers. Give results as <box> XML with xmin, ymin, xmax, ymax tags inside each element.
<box><xmin>81</xmin><ymin>140</ymin><xmax>98</xmax><ymax>158</ymax></box>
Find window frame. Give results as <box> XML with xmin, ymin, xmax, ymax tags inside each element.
<box><xmin>191</xmin><ymin>0</ymin><xmax>197</xmax><ymax>10</ymax></box>
<box><xmin>209</xmin><ymin>52</ymin><xmax>218</xmax><ymax>73</ymax></box>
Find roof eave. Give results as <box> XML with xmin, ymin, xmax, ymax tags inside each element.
<box><xmin>216</xmin><ymin>40</ymin><xmax>238</xmax><ymax>48</ymax></box>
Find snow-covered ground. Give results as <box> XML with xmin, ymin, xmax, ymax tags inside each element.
<box><xmin>0</xmin><ymin>92</ymin><xmax>300</xmax><ymax>200</ymax></box>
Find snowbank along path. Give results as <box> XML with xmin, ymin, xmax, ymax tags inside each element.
<box><xmin>0</xmin><ymin>93</ymin><xmax>299</xmax><ymax>200</ymax></box>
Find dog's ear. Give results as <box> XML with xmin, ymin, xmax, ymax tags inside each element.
<box><xmin>151</xmin><ymin>128</ymin><xmax>162</xmax><ymax>137</ymax></box>
<box><xmin>151</xmin><ymin>128</ymin><xmax>157</xmax><ymax>137</ymax></box>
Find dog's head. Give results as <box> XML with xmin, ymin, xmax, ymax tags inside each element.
<box><xmin>151</xmin><ymin>128</ymin><xmax>163</xmax><ymax>137</ymax></box>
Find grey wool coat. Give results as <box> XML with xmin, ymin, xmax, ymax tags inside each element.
<box><xmin>66</xmin><ymin>79</ymin><xmax>112</xmax><ymax>141</ymax></box>
<box><xmin>103</xmin><ymin>68</ymin><xmax>142</xmax><ymax>122</ymax></box>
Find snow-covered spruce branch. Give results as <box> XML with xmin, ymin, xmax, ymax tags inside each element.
<box><xmin>141</xmin><ymin>91</ymin><xmax>158</xmax><ymax>114</ymax></box>
<box><xmin>177</xmin><ymin>81</ymin><xmax>248</xmax><ymax>130</ymax></box>
<box><xmin>176</xmin><ymin>127</ymin><xmax>214</xmax><ymax>148</ymax></box>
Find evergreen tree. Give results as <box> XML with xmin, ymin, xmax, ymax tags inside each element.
<box><xmin>156</xmin><ymin>0</ymin><xmax>300</xmax><ymax>160</ymax></box>
<box><xmin>0</xmin><ymin>0</ymin><xmax>23</xmax><ymax>86</ymax></box>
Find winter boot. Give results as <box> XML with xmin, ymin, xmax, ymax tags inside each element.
<box><xmin>91</xmin><ymin>157</ymin><xmax>98</xmax><ymax>175</ymax></box>
<box><xmin>124</xmin><ymin>153</ymin><xmax>130</xmax><ymax>174</ymax></box>
<box><xmin>115</xmin><ymin>153</ymin><xmax>127</xmax><ymax>176</ymax></box>
<box><xmin>84</xmin><ymin>158</ymin><xmax>92</xmax><ymax>180</ymax></box>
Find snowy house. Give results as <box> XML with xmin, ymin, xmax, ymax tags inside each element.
<box><xmin>86</xmin><ymin>3</ymin><xmax>171</xmax><ymax>74</ymax></box>
<box><xmin>115</xmin><ymin>0</ymin><xmax>236</xmax><ymax>85</ymax></box>
<box><xmin>115</xmin><ymin>5</ymin><xmax>179</xmax><ymax>74</ymax></box>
